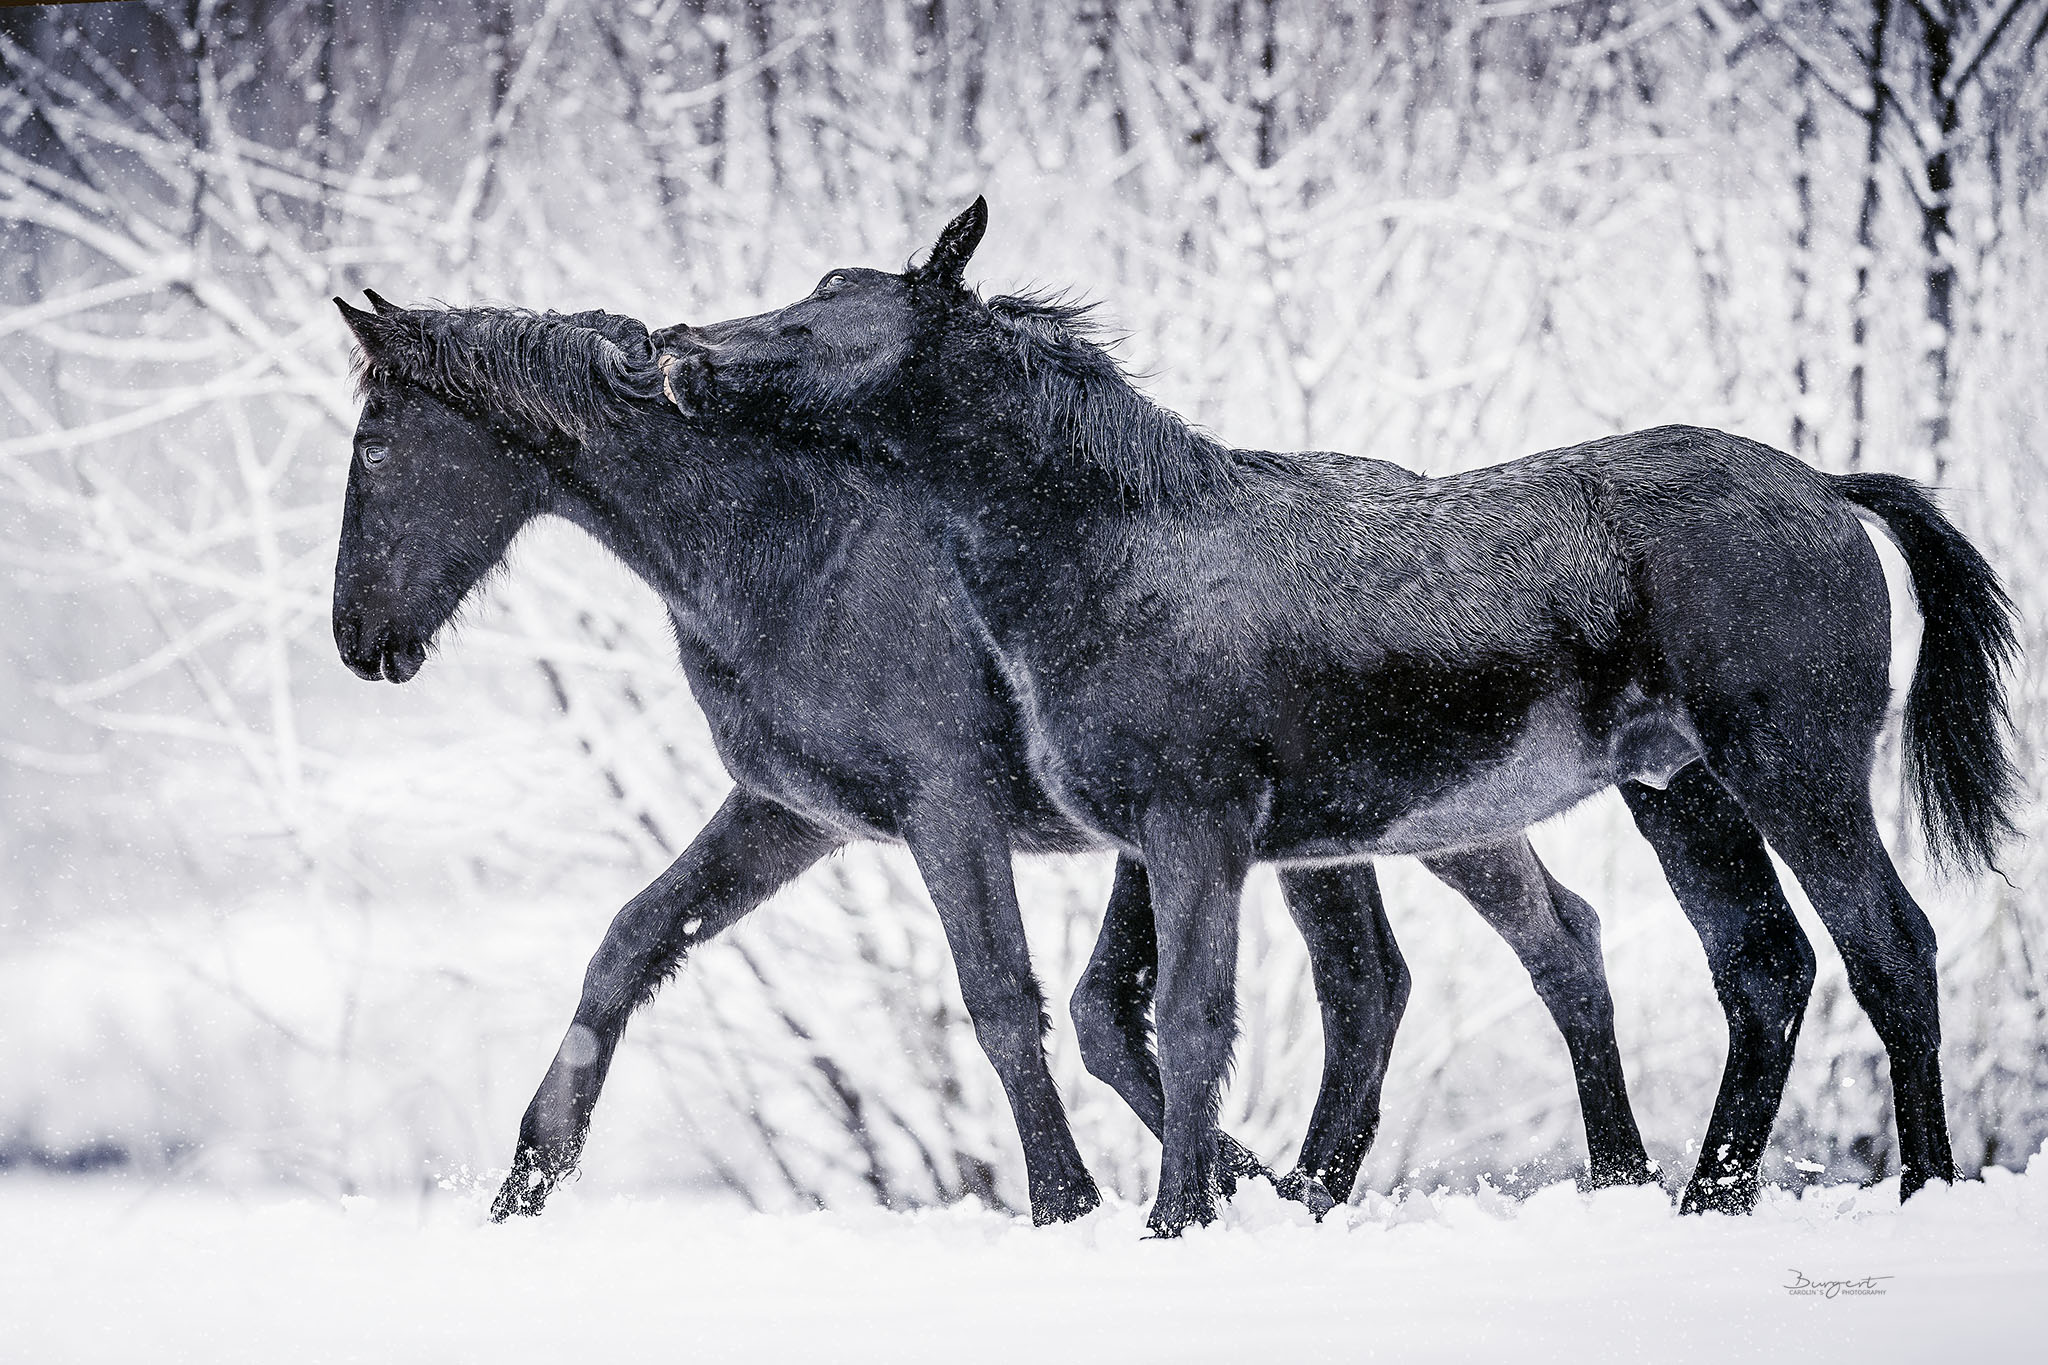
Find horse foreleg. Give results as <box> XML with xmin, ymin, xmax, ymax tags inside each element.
<box><xmin>1141</xmin><ymin>802</ymin><xmax>1255</xmax><ymax>1237</ymax></box>
<box><xmin>904</xmin><ymin>798</ymin><xmax>1102</xmax><ymax>1225</ymax></box>
<box><xmin>490</xmin><ymin>787</ymin><xmax>840</xmax><ymax>1221</ymax></box>
<box><xmin>1070</xmin><ymin>857</ymin><xmax>1168</xmax><ymax>1133</ymax></box>
<box><xmin>1070</xmin><ymin>857</ymin><xmax>1297</xmax><ymax>1203</ymax></box>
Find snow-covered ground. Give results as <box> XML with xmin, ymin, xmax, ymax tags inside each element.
<box><xmin>7</xmin><ymin>1159</ymin><xmax>2044</xmax><ymax>1364</ymax></box>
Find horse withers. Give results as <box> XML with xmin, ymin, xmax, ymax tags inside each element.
<box><xmin>658</xmin><ymin>198</ymin><xmax>2019</xmax><ymax>1236</ymax></box>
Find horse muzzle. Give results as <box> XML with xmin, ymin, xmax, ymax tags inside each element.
<box><xmin>335</xmin><ymin>615</ymin><xmax>429</xmax><ymax>685</ymax></box>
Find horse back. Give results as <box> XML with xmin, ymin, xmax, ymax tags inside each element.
<box><xmin>1218</xmin><ymin>447</ymin><xmax>1636</xmax><ymax>671</ymax></box>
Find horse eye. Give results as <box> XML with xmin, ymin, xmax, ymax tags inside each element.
<box><xmin>818</xmin><ymin>273</ymin><xmax>847</xmax><ymax>296</ymax></box>
<box><xmin>361</xmin><ymin>445</ymin><xmax>390</xmax><ymax>468</ymax></box>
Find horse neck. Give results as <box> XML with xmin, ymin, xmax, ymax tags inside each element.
<box><xmin>552</xmin><ymin>423</ymin><xmax>845</xmax><ymax>643</ymax></box>
<box><xmin>885</xmin><ymin>339</ymin><xmax>1257</xmax><ymax>673</ymax></box>
<box><xmin>907</xmin><ymin>328</ymin><xmax>1234</xmax><ymax>512</ymax></box>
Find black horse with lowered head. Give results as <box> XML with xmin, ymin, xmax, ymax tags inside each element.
<box><xmin>330</xmin><ymin>294</ymin><xmax>1661</xmax><ymax>1226</ymax></box>
<box><xmin>657</xmin><ymin>197</ymin><xmax>2020</xmax><ymax>1236</ymax></box>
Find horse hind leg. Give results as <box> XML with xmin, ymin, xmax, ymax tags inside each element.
<box><xmin>1631</xmin><ymin>443</ymin><xmax>1945</xmax><ymax>1200</ymax></box>
<box><xmin>1702</xmin><ymin>748</ymin><xmax>1954</xmax><ymax>1200</ymax></box>
<box><xmin>1621</xmin><ymin>765</ymin><xmax>1817</xmax><ymax>1213</ymax></box>
<box><xmin>1422</xmin><ymin>838</ymin><xmax>1656</xmax><ymax>1191</ymax></box>
<box><xmin>1661</xmin><ymin>511</ymin><xmax>1949</xmax><ymax>1197</ymax></box>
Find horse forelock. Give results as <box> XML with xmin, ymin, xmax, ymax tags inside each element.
<box><xmin>983</xmin><ymin>289</ymin><xmax>1234</xmax><ymax>501</ymax></box>
<box><xmin>351</xmin><ymin>306</ymin><xmax>664</xmax><ymax>443</ymax></box>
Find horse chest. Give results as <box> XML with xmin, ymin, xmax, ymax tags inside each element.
<box><xmin>676</xmin><ymin>609</ymin><xmax>1070</xmax><ymax>848</ymax></box>
<box><xmin>678</xmin><ymin>636</ymin><xmax>919</xmax><ymax>839</ymax></box>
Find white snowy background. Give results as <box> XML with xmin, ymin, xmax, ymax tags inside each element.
<box><xmin>2</xmin><ymin>2</ymin><xmax>2046</xmax><ymax>1356</ymax></box>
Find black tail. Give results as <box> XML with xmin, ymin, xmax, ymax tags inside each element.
<box><xmin>1834</xmin><ymin>471</ymin><xmax>2021</xmax><ymax>875</ymax></box>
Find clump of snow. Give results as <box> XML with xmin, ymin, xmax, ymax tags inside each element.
<box><xmin>6</xmin><ymin>1153</ymin><xmax>2044</xmax><ymax>1363</ymax></box>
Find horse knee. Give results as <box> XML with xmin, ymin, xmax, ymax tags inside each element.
<box><xmin>1069</xmin><ymin>962</ymin><xmax>1146</xmax><ymax>1081</ymax></box>
<box><xmin>1544</xmin><ymin>878</ymin><xmax>1606</xmax><ymax>958</ymax></box>
<box><xmin>1154</xmin><ymin>987</ymin><xmax>1239</xmax><ymax>1086</ymax></box>
<box><xmin>1384</xmin><ymin>948</ymin><xmax>1413</xmax><ymax>1019</ymax></box>
<box><xmin>1311</xmin><ymin>940</ymin><xmax>1408</xmax><ymax>1027</ymax></box>
<box><xmin>960</xmin><ymin>976</ymin><xmax>1051</xmax><ymax>1072</ymax></box>
<box><xmin>972</xmin><ymin>1016</ymin><xmax>1044</xmax><ymax>1074</ymax></box>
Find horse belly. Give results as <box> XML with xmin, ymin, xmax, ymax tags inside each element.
<box><xmin>1262</xmin><ymin>693</ymin><xmax>1615</xmax><ymax>860</ymax></box>
<box><xmin>1371</xmin><ymin>743</ymin><xmax>1610</xmax><ymax>855</ymax></box>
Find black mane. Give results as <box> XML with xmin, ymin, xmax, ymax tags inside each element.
<box><xmin>984</xmin><ymin>291</ymin><xmax>1238</xmax><ymax>501</ymax></box>
<box><xmin>352</xmin><ymin>305</ymin><xmax>664</xmax><ymax>443</ymax></box>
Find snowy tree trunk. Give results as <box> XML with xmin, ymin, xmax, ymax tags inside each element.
<box><xmin>1917</xmin><ymin>0</ymin><xmax>1961</xmax><ymax>481</ymax></box>
<box><xmin>1789</xmin><ymin>59</ymin><xmax>1819</xmax><ymax>461</ymax></box>
<box><xmin>1848</xmin><ymin>0</ymin><xmax>1895</xmax><ymax>471</ymax></box>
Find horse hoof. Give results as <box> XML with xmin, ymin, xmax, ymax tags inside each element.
<box><xmin>489</xmin><ymin>1150</ymin><xmax>564</xmax><ymax>1222</ymax></box>
<box><xmin>1899</xmin><ymin>1160</ymin><xmax>1955</xmax><ymax>1203</ymax></box>
<box><xmin>1679</xmin><ymin>1171</ymin><xmax>1759</xmax><ymax>1216</ymax></box>
<box><xmin>1272</xmin><ymin>1168</ymin><xmax>1337</xmax><ymax>1221</ymax></box>
<box><xmin>488</xmin><ymin>1182</ymin><xmax>539</xmax><ymax>1222</ymax></box>
<box><xmin>1218</xmin><ymin>1133</ymin><xmax>1267</xmax><ymax>1179</ymax></box>
<box><xmin>1215</xmin><ymin>1132</ymin><xmax>1277</xmax><ymax>1200</ymax></box>
<box><xmin>1031</xmin><ymin>1178</ymin><xmax>1103</xmax><ymax>1226</ymax></box>
<box><xmin>1146</xmin><ymin>1187</ymin><xmax>1220</xmax><ymax>1239</ymax></box>
<box><xmin>1586</xmin><ymin>1156</ymin><xmax>1663</xmax><ymax>1192</ymax></box>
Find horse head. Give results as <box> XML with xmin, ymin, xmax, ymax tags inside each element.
<box><xmin>653</xmin><ymin>197</ymin><xmax>989</xmax><ymax>427</ymax></box>
<box><xmin>330</xmin><ymin>297</ymin><xmax>655</xmax><ymax>682</ymax></box>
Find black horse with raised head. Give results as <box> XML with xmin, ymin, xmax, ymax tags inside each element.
<box><xmin>657</xmin><ymin>197</ymin><xmax>2020</xmax><ymax>1236</ymax></box>
<box><xmin>331</xmin><ymin>294</ymin><xmax>1658</xmax><ymax>1225</ymax></box>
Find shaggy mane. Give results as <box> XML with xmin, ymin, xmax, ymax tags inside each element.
<box><xmin>351</xmin><ymin>305</ymin><xmax>665</xmax><ymax>443</ymax></box>
<box><xmin>984</xmin><ymin>290</ymin><xmax>1238</xmax><ymax>500</ymax></box>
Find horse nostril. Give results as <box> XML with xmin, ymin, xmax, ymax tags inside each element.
<box><xmin>383</xmin><ymin>639</ymin><xmax>428</xmax><ymax>684</ymax></box>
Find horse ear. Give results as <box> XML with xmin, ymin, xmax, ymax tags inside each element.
<box><xmin>918</xmin><ymin>196</ymin><xmax>987</xmax><ymax>288</ymax></box>
<box><xmin>335</xmin><ymin>296</ymin><xmax>400</xmax><ymax>356</ymax></box>
<box><xmin>363</xmin><ymin>288</ymin><xmax>401</xmax><ymax>315</ymax></box>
